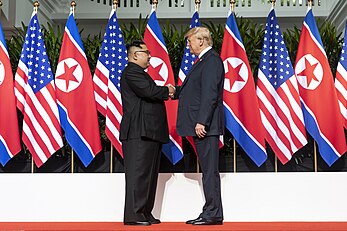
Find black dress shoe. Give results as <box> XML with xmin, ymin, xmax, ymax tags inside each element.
<box><xmin>192</xmin><ymin>218</ymin><xmax>223</xmax><ymax>225</ymax></box>
<box><xmin>149</xmin><ymin>218</ymin><xmax>161</xmax><ymax>224</ymax></box>
<box><xmin>146</xmin><ymin>213</ymin><xmax>161</xmax><ymax>224</ymax></box>
<box><xmin>124</xmin><ymin>221</ymin><xmax>151</xmax><ymax>226</ymax></box>
<box><xmin>186</xmin><ymin>217</ymin><xmax>203</xmax><ymax>224</ymax></box>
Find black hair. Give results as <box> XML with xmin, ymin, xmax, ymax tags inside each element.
<box><xmin>126</xmin><ymin>40</ymin><xmax>146</xmax><ymax>52</ymax></box>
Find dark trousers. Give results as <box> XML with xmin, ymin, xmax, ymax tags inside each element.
<box><xmin>194</xmin><ymin>135</ymin><xmax>223</xmax><ymax>220</ymax></box>
<box><xmin>122</xmin><ymin>138</ymin><xmax>161</xmax><ymax>222</ymax></box>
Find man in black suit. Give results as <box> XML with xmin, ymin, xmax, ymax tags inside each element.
<box><xmin>120</xmin><ymin>40</ymin><xmax>175</xmax><ymax>226</ymax></box>
<box><xmin>174</xmin><ymin>27</ymin><xmax>225</xmax><ymax>225</ymax></box>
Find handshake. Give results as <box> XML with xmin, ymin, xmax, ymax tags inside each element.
<box><xmin>166</xmin><ymin>84</ymin><xmax>176</xmax><ymax>98</ymax></box>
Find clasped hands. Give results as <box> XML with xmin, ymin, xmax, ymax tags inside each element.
<box><xmin>166</xmin><ymin>84</ymin><xmax>175</xmax><ymax>98</ymax></box>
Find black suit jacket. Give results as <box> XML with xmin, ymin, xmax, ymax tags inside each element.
<box><xmin>175</xmin><ymin>48</ymin><xmax>225</xmax><ymax>137</ymax></box>
<box><xmin>120</xmin><ymin>62</ymin><xmax>170</xmax><ymax>143</ymax></box>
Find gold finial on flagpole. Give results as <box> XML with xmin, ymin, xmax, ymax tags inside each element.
<box><xmin>113</xmin><ymin>0</ymin><xmax>118</xmax><ymax>10</ymax></box>
<box><xmin>34</xmin><ymin>1</ymin><xmax>40</xmax><ymax>13</ymax></box>
<box><xmin>0</xmin><ymin>0</ymin><xmax>2</xmax><ymax>20</ymax></box>
<box><xmin>270</xmin><ymin>0</ymin><xmax>276</xmax><ymax>8</ymax></box>
<box><xmin>152</xmin><ymin>0</ymin><xmax>158</xmax><ymax>10</ymax></box>
<box><xmin>195</xmin><ymin>0</ymin><xmax>201</xmax><ymax>12</ymax></box>
<box><xmin>71</xmin><ymin>1</ymin><xmax>76</xmax><ymax>16</ymax></box>
<box><xmin>308</xmin><ymin>0</ymin><xmax>313</xmax><ymax>8</ymax></box>
<box><xmin>230</xmin><ymin>0</ymin><xmax>235</xmax><ymax>12</ymax></box>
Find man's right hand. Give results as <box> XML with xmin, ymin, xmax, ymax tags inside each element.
<box><xmin>166</xmin><ymin>84</ymin><xmax>175</xmax><ymax>98</ymax></box>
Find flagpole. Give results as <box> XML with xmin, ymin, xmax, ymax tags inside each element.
<box><xmin>70</xmin><ymin>0</ymin><xmax>76</xmax><ymax>174</ymax></box>
<box><xmin>270</xmin><ymin>0</ymin><xmax>278</xmax><ymax>173</ymax></box>
<box><xmin>152</xmin><ymin>0</ymin><xmax>158</xmax><ymax>10</ymax></box>
<box><xmin>108</xmin><ymin>0</ymin><xmax>119</xmax><ymax>174</ymax></box>
<box><xmin>308</xmin><ymin>0</ymin><xmax>313</xmax><ymax>8</ymax></box>
<box><xmin>34</xmin><ymin>1</ymin><xmax>39</xmax><ymax>13</ymax></box>
<box><xmin>230</xmin><ymin>0</ymin><xmax>236</xmax><ymax>174</ymax></box>
<box><xmin>30</xmin><ymin>1</ymin><xmax>40</xmax><ymax>174</ymax></box>
<box><xmin>314</xmin><ymin>142</ymin><xmax>317</xmax><ymax>172</ymax></box>
<box><xmin>195</xmin><ymin>0</ymin><xmax>201</xmax><ymax>12</ymax></box>
<box><xmin>307</xmin><ymin>0</ymin><xmax>316</xmax><ymax>172</ymax></box>
<box><xmin>271</xmin><ymin>0</ymin><xmax>275</xmax><ymax>9</ymax></box>
<box><xmin>0</xmin><ymin>1</ymin><xmax>2</xmax><ymax>20</ymax></box>
<box><xmin>71</xmin><ymin>150</ymin><xmax>74</xmax><ymax>173</ymax></box>
<box><xmin>71</xmin><ymin>0</ymin><xmax>76</xmax><ymax>16</ymax></box>
<box><xmin>233</xmin><ymin>139</ymin><xmax>236</xmax><ymax>173</ymax></box>
<box><xmin>113</xmin><ymin>0</ymin><xmax>118</xmax><ymax>10</ymax></box>
<box><xmin>230</xmin><ymin>0</ymin><xmax>235</xmax><ymax>12</ymax></box>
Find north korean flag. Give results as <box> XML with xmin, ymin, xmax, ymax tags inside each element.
<box><xmin>0</xmin><ymin>22</ymin><xmax>21</xmax><ymax>166</ymax></box>
<box><xmin>55</xmin><ymin>12</ymin><xmax>102</xmax><ymax>167</ymax></box>
<box><xmin>144</xmin><ymin>10</ymin><xmax>183</xmax><ymax>164</ymax></box>
<box><xmin>221</xmin><ymin>12</ymin><xmax>267</xmax><ymax>166</ymax></box>
<box><xmin>294</xmin><ymin>8</ymin><xmax>347</xmax><ymax>166</ymax></box>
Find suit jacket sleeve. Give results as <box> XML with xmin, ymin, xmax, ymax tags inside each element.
<box><xmin>172</xmin><ymin>86</ymin><xmax>181</xmax><ymax>100</ymax></box>
<box><xmin>126</xmin><ymin>67</ymin><xmax>169</xmax><ymax>101</ymax></box>
<box><xmin>197</xmin><ymin>54</ymin><xmax>224</xmax><ymax>127</ymax></box>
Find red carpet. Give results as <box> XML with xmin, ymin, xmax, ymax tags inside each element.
<box><xmin>0</xmin><ymin>222</ymin><xmax>347</xmax><ymax>231</ymax></box>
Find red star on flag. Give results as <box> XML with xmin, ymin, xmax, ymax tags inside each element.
<box><xmin>148</xmin><ymin>62</ymin><xmax>165</xmax><ymax>82</ymax></box>
<box><xmin>56</xmin><ymin>62</ymin><xmax>79</xmax><ymax>91</ymax></box>
<box><xmin>226</xmin><ymin>61</ymin><xmax>245</xmax><ymax>87</ymax></box>
<box><xmin>297</xmin><ymin>58</ymin><xmax>319</xmax><ymax>86</ymax></box>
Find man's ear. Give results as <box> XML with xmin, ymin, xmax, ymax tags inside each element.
<box><xmin>199</xmin><ymin>38</ymin><xmax>204</xmax><ymax>47</ymax></box>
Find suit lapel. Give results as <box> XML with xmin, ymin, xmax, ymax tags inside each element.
<box><xmin>181</xmin><ymin>59</ymin><xmax>200</xmax><ymax>88</ymax></box>
<box><xmin>181</xmin><ymin>49</ymin><xmax>214</xmax><ymax>89</ymax></box>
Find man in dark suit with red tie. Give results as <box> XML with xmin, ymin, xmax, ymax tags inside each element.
<box><xmin>174</xmin><ymin>27</ymin><xmax>225</xmax><ymax>225</ymax></box>
<box><xmin>120</xmin><ymin>40</ymin><xmax>175</xmax><ymax>226</ymax></box>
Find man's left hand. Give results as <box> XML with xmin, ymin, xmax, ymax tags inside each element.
<box><xmin>195</xmin><ymin>123</ymin><xmax>206</xmax><ymax>138</ymax></box>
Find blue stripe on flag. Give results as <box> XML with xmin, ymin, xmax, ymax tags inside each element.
<box><xmin>226</xmin><ymin>13</ymin><xmax>243</xmax><ymax>44</ymax></box>
<box><xmin>66</xmin><ymin>14</ymin><xmax>85</xmax><ymax>51</ymax></box>
<box><xmin>163</xmin><ymin>141</ymin><xmax>183</xmax><ymax>165</ymax></box>
<box><xmin>224</xmin><ymin>107</ymin><xmax>267</xmax><ymax>167</ymax></box>
<box><xmin>0</xmin><ymin>23</ymin><xmax>6</xmax><ymax>49</ymax></box>
<box><xmin>58</xmin><ymin>105</ymin><xmax>94</xmax><ymax>167</ymax></box>
<box><xmin>0</xmin><ymin>140</ymin><xmax>11</xmax><ymax>166</ymax></box>
<box><xmin>147</xmin><ymin>11</ymin><xmax>166</xmax><ymax>46</ymax></box>
<box><xmin>304</xmin><ymin>9</ymin><xmax>324</xmax><ymax>48</ymax></box>
<box><xmin>302</xmin><ymin>104</ymin><xmax>340</xmax><ymax>166</ymax></box>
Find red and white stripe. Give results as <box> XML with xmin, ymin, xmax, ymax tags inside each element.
<box><xmin>335</xmin><ymin>62</ymin><xmax>347</xmax><ymax>128</ymax></box>
<box><xmin>257</xmin><ymin>72</ymin><xmax>307</xmax><ymax>164</ymax></box>
<box><xmin>93</xmin><ymin>61</ymin><xmax>108</xmax><ymax>117</ymax></box>
<box><xmin>15</xmin><ymin>61</ymin><xmax>63</xmax><ymax>167</ymax></box>
<box><xmin>93</xmin><ymin>61</ymin><xmax>123</xmax><ymax>156</ymax></box>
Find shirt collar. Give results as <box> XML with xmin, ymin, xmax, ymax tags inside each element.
<box><xmin>198</xmin><ymin>46</ymin><xmax>212</xmax><ymax>59</ymax></box>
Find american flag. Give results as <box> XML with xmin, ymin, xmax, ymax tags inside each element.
<box><xmin>55</xmin><ymin>11</ymin><xmax>102</xmax><ymax>167</ymax></box>
<box><xmin>221</xmin><ymin>11</ymin><xmax>267</xmax><ymax>166</ymax></box>
<box><xmin>93</xmin><ymin>10</ymin><xmax>127</xmax><ymax>157</ymax></box>
<box><xmin>14</xmin><ymin>11</ymin><xmax>63</xmax><ymax>167</ymax></box>
<box><xmin>295</xmin><ymin>8</ymin><xmax>346</xmax><ymax>166</ymax></box>
<box><xmin>257</xmin><ymin>9</ymin><xmax>307</xmax><ymax>164</ymax></box>
<box><xmin>144</xmin><ymin>10</ymin><xmax>183</xmax><ymax>164</ymax></box>
<box><xmin>335</xmin><ymin>20</ymin><xmax>347</xmax><ymax>128</ymax></box>
<box><xmin>178</xmin><ymin>11</ymin><xmax>200</xmax><ymax>85</ymax></box>
<box><xmin>0</xmin><ymin>21</ymin><xmax>21</xmax><ymax>166</ymax></box>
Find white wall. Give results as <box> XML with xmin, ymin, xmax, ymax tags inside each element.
<box><xmin>0</xmin><ymin>173</ymin><xmax>346</xmax><ymax>222</ymax></box>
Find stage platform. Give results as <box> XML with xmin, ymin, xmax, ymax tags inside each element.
<box><xmin>1</xmin><ymin>222</ymin><xmax>347</xmax><ymax>231</ymax></box>
<box><xmin>1</xmin><ymin>173</ymin><xmax>347</xmax><ymax>226</ymax></box>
